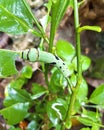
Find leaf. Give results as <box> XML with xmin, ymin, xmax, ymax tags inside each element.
<box><xmin>4</xmin><ymin>85</ymin><xmax>31</xmax><ymax>107</ymax></box>
<box><xmin>89</xmin><ymin>84</ymin><xmax>104</xmax><ymax>106</ymax></box>
<box><xmin>78</xmin><ymin>26</ymin><xmax>101</xmax><ymax>33</ymax></box>
<box><xmin>31</xmin><ymin>83</ymin><xmax>48</xmax><ymax>100</ymax></box>
<box><xmin>51</xmin><ymin>0</ymin><xmax>70</xmax><ymax>29</ymax></box>
<box><xmin>76</xmin><ymin>109</ymin><xmax>101</xmax><ymax>127</ymax></box>
<box><xmin>56</xmin><ymin>40</ymin><xmax>75</xmax><ymax>62</ymax></box>
<box><xmin>69</xmin><ymin>0</ymin><xmax>74</xmax><ymax>8</ymax></box>
<box><xmin>0</xmin><ymin>49</ymin><xmax>19</xmax><ymax>77</ymax></box>
<box><xmin>76</xmin><ymin>116</ymin><xmax>95</xmax><ymax>127</ymax></box>
<box><xmin>27</xmin><ymin>121</ymin><xmax>38</xmax><ymax>130</ymax></box>
<box><xmin>9</xmin><ymin>126</ymin><xmax>21</xmax><ymax>130</ymax></box>
<box><xmin>72</xmin><ymin>55</ymin><xmax>91</xmax><ymax>72</ymax></box>
<box><xmin>0</xmin><ymin>102</ymin><xmax>29</xmax><ymax>125</ymax></box>
<box><xmin>21</xmin><ymin>65</ymin><xmax>33</xmax><ymax>79</ymax></box>
<box><xmin>50</xmin><ymin>69</ymin><xmax>67</xmax><ymax>93</ymax></box>
<box><xmin>49</xmin><ymin>0</ymin><xmax>70</xmax><ymax>51</ymax></box>
<box><xmin>0</xmin><ymin>0</ymin><xmax>40</xmax><ymax>36</ymax></box>
<box><xmin>70</xmin><ymin>75</ymin><xmax>88</xmax><ymax>102</ymax></box>
<box><xmin>47</xmin><ymin>98</ymin><xmax>68</xmax><ymax>126</ymax></box>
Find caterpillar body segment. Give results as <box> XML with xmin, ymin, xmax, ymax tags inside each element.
<box><xmin>21</xmin><ymin>48</ymin><xmax>70</xmax><ymax>77</ymax></box>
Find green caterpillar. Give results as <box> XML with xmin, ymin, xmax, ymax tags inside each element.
<box><xmin>21</xmin><ymin>48</ymin><xmax>70</xmax><ymax>78</ymax></box>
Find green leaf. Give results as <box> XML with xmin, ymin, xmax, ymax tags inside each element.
<box><xmin>78</xmin><ymin>26</ymin><xmax>101</xmax><ymax>33</ymax></box>
<box><xmin>72</xmin><ymin>55</ymin><xmax>91</xmax><ymax>72</ymax></box>
<box><xmin>0</xmin><ymin>102</ymin><xmax>29</xmax><ymax>125</ymax></box>
<box><xmin>76</xmin><ymin>116</ymin><xmax>95</xmax><ymax>127</ymax></box>
<box><xmin>56</xmin><ymin>40</ymin><xmax>75</xmax><ymax>61</ymax></box>
<box><xmin>0</xmin><ymin>0</ymin><xmax>40</xmax><ymax>36</ymax></box>
<box><xmin>70</xmin><ymin>75</ymin><xmax>88</xmax><ymax>102</ymax></box>
<box><xmin>0</xmin><ymin>49</ymin><xmax>19</xmax><ymax>77</ymax></box>
<box><xmin>69</xmin><ymin>0</ymin><xmax>74</xmax><ymax>7</ymax></box>
<box><xmin>4</xmin><ymin>85</ymin><xmax>31</xmax><ymax>107</ymax></box>
<box><xmin>27</xmin><ymin>121</ymin><xmax>38</xmax><ymax>130</ymax></box>
<box><xmin>47</xmin><ymin>98</ymin><xmax>68</xmax><ymax>126</ymax></box>
<box><xmin>49</xmin><ymin>0</ymin><xmax>70</xmax><ymax>51</ymax></box>
<box><xmin>21</xmin><ymin>65</ymin><xmax>33</xmax><ymax>79</ymax></box>
<box><xmin>89</xmin><ymin>84</ymin><xmax>104</xmax><ymax>107</ymax></box>
<box><xmin>31</xmin><ymin>83</ymin><xmax>48</xmax><ymax>100</ymax></box>
<box><xmin>9</xmin><ymin>126</ymin><xmax>21</xmax><ymax>130</ymax></box>
<box><xmin>50</xmin><ymin>69</ymin><xmax>67</xmax><ymax>93</ymax></box>
<box><xmin>91</xmin><ymin>124</ymin><xmax>100</xmax><ymax>130</ymax></box>
<box><xmin>51</xmin><ymin>0</ymin><xmax>70</xmax><ymax>29</ymax></box>
<box><xmin>76</xmin><ymin>109</ymin><xmax>101</xmax><ymax>127</ymax></box>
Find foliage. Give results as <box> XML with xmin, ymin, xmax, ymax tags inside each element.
<box><xmin>0</xmin><ymin>0</ymin><xmax>103</xmax><ymax>130</ymax></box>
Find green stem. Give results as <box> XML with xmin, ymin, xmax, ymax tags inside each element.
<box><xmin>22</xmin><ymin>0</ymin><xmax>48</xmax><ymax>40</ymax></box>
<box><xmin>22</xmin><ymin>0</ymin><xmax>42</xmax><ymax>30</ymax></box>
<box><xmin>62</xmin><ymin>0</ymin><xmax>82</xmax><ymax>129</ymax></box>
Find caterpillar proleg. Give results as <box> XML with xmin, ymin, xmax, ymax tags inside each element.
<box><xmin>21</xmin><ymin>48</ymin><xmax>70</xmax><ymax>77</ymax></box>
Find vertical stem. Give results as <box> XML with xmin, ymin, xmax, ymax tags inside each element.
<box><xmin>62</xmin><ymin>0</ymin><xmax>82</xmax><ymax>129</ymax></box>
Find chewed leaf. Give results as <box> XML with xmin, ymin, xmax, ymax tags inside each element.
<box><xmin>0</xmin><ymin>49</ymin><xmax>19</xmax><ymax>77</ymax></box>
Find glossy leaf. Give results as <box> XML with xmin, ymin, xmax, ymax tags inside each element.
<box><xmin>72</xmin><ymin>55</ymin><xmax>91</xmax><ymax>72</ymax></box>
<box><xmin>89</xmin><ymin>84</ymin><xmax>104</xmax><ymax>106</ymax></box>
<box><xmin>31</xmin><ymin>83</ymin><xmax>48</xmax><ymax>100</ymax></box>
<box><xmin>56</xmin><ymin>40</ymin><xmax>75</xmax><ymax>61</ymax></box>
<box><xmin>0</xmin><ymin>49</ymin><xmax>19</xmax><ymax>77</ymax></box>
<box><xmin>0</xmin><ymin>102</ymin><xmax>29</xmax><ymax>125</ymax></box>
<box><xmin>47</xmin><ymin>98</ymin><xmax>68</xmax><ymax>126</ymax></box>
<box><xmin>4</xmin><ymin>85</ymin><xmax>31</xmax><ymax>107</ymax></box>
<box><xmin>0</xmin><ymin>0</ymin><xmax>40</xmax><ymax>36</ymax></box>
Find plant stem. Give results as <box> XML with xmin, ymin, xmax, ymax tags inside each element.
<box><xmin>62</xmin><ymin>0</ymin><xmax>82</xmax><ymax>129</ymax></box>
<box><xmin>22</xmin><ymin>0</ymin><xmax>49</xmax><ymax>42</ymax></box>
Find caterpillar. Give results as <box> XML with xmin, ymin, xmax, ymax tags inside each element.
<box><xmin>21</xmin><ymin>48</ymin><xmax>70</xmax><ymax>78</ymax></box>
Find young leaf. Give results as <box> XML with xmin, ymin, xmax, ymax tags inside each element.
<box><xmin>0</xmin><ymin>49</ymin><xmax>19</xmax><ymax>77</ymax></box>
<box><xmin>0</xmin><ymin>0</ymin><xmax>40</xmax><ymax>36</ymax></box>
<box><xmin>89</xmin><ymin>84</ymin><xmax>104</xmax><ymax>107</ymax></box>
<box><xmin>0</xmin><ymin>102</ymin><xmax>29</xmax><ymax>125</ymax></box>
